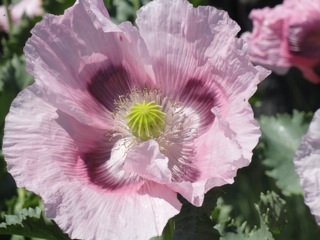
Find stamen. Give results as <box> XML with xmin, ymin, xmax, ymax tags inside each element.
<box><xmin>126</xmin><ymin>100</ymin><xmax>166</xmax><ymax>141</ymax></box>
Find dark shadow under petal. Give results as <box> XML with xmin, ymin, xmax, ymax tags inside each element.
<box><xmin>313</xmin><ymin>62</ymin><xmax>320</xmax><ymax>78</ymax></box>
<box><xmin>88</xmin><ymin>65</ymin><xmax>133</xmax><ymax>112</ymax></box>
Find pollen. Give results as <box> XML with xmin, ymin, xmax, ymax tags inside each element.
<box><xmin>126</xmin><ymin>100</ymin><xmax>166</xmax><ymax>141</ymax></box>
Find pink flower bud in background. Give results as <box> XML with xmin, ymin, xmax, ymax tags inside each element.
<box><xmin>242</xmin><ymin>0</ymin><xmax>320</xmax><ymax>83</ymax></box>
<box><xmin>0</xmin><ymin>0</ymin><xmax>43</xmax><ymax>32</ymax></box>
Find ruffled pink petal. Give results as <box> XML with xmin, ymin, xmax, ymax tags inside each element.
<box><xmin>45</xmin><ymin>181</ymin><xmax>180</xmax><ymax>240</ymax></box>
<box><xmin>24</xmin><ymin>0</ymin><xmax>153</xmax><ymax>127</ymax></box>
<box><xmin>135</xmin><ymin>0</ymin><xmax>269</xmax><ymax>206</ymax></box>
<box><xmin>122</xmin><ymin>108</ymin><xmax>259</xmax><ymax>208</ymax></box>
<box><xmin>3</xmin><ymin>86</ymin><xmax>94</xmax><ymax>218</ymax></box>
<box><xmin>243</xmin><ymin>0</ymin><xmax>320</xmax><ymax>83</ymax></box>
<box><xmin>242</xmin><ymin>5</ymin><xmax>292</xmax><ymax>74</ymax></box>
<box><xmin>3</xmin><ymin>85</ymin><xmax>181</xmax><ymax>240</ymax></box>
<box><xmin>4</xmin><ymin>0</ymin><xmax>271</xmax><ymax>238</ymax></box>
<box><xmin>137</xmin><ymin>0</ymin><xmax>240</xmax><ymax>97</ymax></box>
<box><xmin>123</xmin><ymin>140</ymin><xmax>206</xmax><ymax>206</ymax></box>
<box><xmin>294</xmin><ymin>109</ymin><xmax>320</xmax><ymax>225</ymax></box>
<box><xmin>193</xmin><ymin>107</ymin><xmax>243</xmax><ymax>192</ymax></box>
<box><xmin>136</xmin><ymin>0</ymin><xmax>268</xmax><ymax>126</ymax></box>
<box><xmin>124</xmin><ymin>140</ymin><xmax>172</xmax><ymax>184</ymax></box>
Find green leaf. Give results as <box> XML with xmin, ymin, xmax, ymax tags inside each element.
<box><xmin>42</xmin><ymin>0</ymin><xmax>76</xmax><ymax>15</ymax></box>
<box><xmin>11</xmin><ymin>235</ymin><xmax>44</xmax><ymax>240</ymax></box>
<box><xmin>113</xmin><ymin>0</ymin><xmax>134</xmax><ymax>22</ymax></box>
<box><xmin>0</xmin><ymin>55</ymin><xmax>34</xmax><ymax>131</ymax></box>
<box><xmin>172</xmin><ymin>189</ymin><xmax>221</xmax><ymax>240</ymax></box>
<box><xmin>150</xmin><ymin>219</ymin><xmax>174</xmax><ymax>240</ymax></box>
<box><xmin>219</xmin><ymin>191</ymin><xmax>286</xmax><ymax>240</ymax></box>
<box><xmin>220</xmin><ymin>220</ymin><xmax>274</xmax><ymax>240</ymax></box>
<box><xmin>257</xmin><ymin>191</ymin><xmax>287</xmax><ymax>235</ymax></box>
<box><xmin>1</xmin><ymin>15</ymin><xmax>41</xmax><ymax>58</ymax></box>
<box><xmin>259</xmin><ymin>111</ymin><xmax>312</xmax><ymax>196</ymax></box>
<box><xmin>1</xmin><ymin>188</ymin><xmax>42</xmax><ymax>223</ymax></box>
<box><xmin>0</xmin><ymin>55</ymin><xmax>34</xmax><ymax>90</ymax></box>
<box><xmin>0</xmin><ymin>56</ymin><xmax>34</xmax><ymax>187</ymax></box>
<box><xmin>0</xmin><ymin>207</ymin><xmax>70</xmax><ymax>240</ymax></box>
<box><xmin>0</xmin><ymin>152</ymin><xmax>5</xmax><ymax>181</ymax></box>
<box><xmin>103</xmin><ymin>0</ymin><xmax>151</xmax><ymax>23</ymax></box>
<box><xmin>279</xmin><ymin>195</ymin><xmax>320</xmax><ymax>239</ymax></box>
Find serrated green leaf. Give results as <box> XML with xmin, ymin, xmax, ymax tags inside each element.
<box><xmin>258</xmin><ymin>191</ymin><xmax>287</xmax><ymax>235</ymax></box>
<box><xmin>172</xmin><ymin>189</ymin><xmax>221</xmax><ymax>240</ymax></box>
<box><xmin>0</xmin><ymin>207</ymin><xmax>70</xmax><ymax>240</ymax></box>
<box><xmin>259</xmin><ymin>111</ymin><xmax>312</xmax><ymax>196</ymax></box>
<box><xmin>0</xmin><ymin>55</ymin><xmax>34</xmax><ymax>90</ymax></box>
<box><xmin>219</xmin><ymin>192</ymin><xmax>286</xmax><ymax>240</ymax></box>
<box><xmin>212</xmin><ymin>198</ymin><xmax>232</xmax><ymax>225</ymax></box>
<box><xmin>0</xmin><ymin>55</ymin><xmax>34</xmax><ymax>128</ymax></box>
<box><xmin>220</xmin><ymin>216</ymin><xmax>274</xmax><ymax>240</ymax></box>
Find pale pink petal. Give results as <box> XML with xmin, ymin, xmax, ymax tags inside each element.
<box><xmin>24</xmin><ymin>0</ymin><xmax>153</xmax><ymax>127</ymax></box>
<box><xmin>137</xmin><ymin>0</ymin><xmax>246</xmax><ymax>95</ymax></box>
<box><xmin>136</xmin><ymin>0</ymin><xmax>268</xmax><ymax>206</ymax></box>
<box><xmin>124</xmin><ymin>140</ymin><xmax>172</xmax><ymax>184</ymax></box>
<box><xmin>242</xmin><ymin>5</ymin><xmax>292</xmax><ymax>73</ymax></box>
<box><xmin>136</xmin><ymin>0</ymin><xmax>268</xmax><ymax>144</ymax></box>
<box><xmin>3</xmin><ymin>85</ymin><xmax>181</xmax><ymax>240</ymax></box>
<box><xmin>294</xmin><ymin>109</ymin><xmax>320</xmax><ymax>225</ymax></box>
<box><xmin>45</xmin><ymin>181</ymin><xmax>180</xmax><ymax>240</ymax></box>
<box><xmin>123</xmin><ymin>140</ymin><xmax>210</xmax><ymax>206</ymax></box>
<box><xmin>4</xmin><ymin>0</ymin><xmax>270</xmax><ymax>238</ymax></box>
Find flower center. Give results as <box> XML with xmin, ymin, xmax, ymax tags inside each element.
<box><xmin>126</xmin><ymin>100</ymin><xmax>166</xmax><ymax>141</ymax></box>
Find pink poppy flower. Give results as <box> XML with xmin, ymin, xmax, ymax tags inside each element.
<box><xmin>242</xmin><ymin>0</ymin><xmax>320</xmax><ymax>83</ymax></box>
<box><xmin>3</xmin><ymin>0</ymin><xmax>269</xmax><ymax>239</ymax></box>
<box><xmin>0</xmin><ymin>0</ymin><xmax>43</xmax><ymax>32</ymax></box>
<box><xmin>294</xmin><ymin>109</ymin><xmax>320</xmax><ymax>224</ymax></box>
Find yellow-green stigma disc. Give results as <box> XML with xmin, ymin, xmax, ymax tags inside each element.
<box><xmin>126</xmin><ymin>100</ymin><xmax>166</xmax><ymax>141</ymax></box>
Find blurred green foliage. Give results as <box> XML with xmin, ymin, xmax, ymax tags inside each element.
<box><xmin>259</xmin><ymin>111</ymin><xmax>312</xmax><ymax>196</ymax></box>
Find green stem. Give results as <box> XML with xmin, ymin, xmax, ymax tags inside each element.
<box><xmin>3</xmin><ymin>0</ymin><xmax>13</xmax><ymax>35</ymax></box>
<box><xmin>133</xmin><ymin>0</ymin><xmax>140</xmax><ymax>13</ymax></box>
<box><xmin>132</xmin><ymin>0</ymin><xmax>140</xmax><ymax>22</ymax></box>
